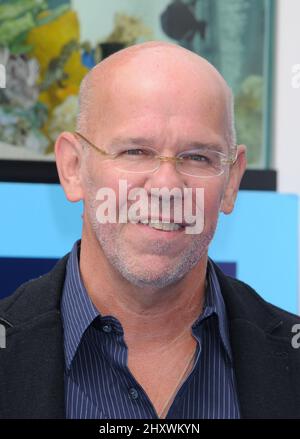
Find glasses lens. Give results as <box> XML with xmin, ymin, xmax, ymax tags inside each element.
<box><xmin>113</xmin><ymin>148</ymin><xmax>158</xmax><ymax>173</ymax></box>
<box><xmin>111</xmin><ymin>146</ymin><xmax>226</xmax><ymax>177</ymax></box>
<box><xmin>177</xmin><ymin>150</ymin><xmax>224</xmax><ymax>177</ymax></box>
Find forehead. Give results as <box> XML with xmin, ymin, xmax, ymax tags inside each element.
<box><xmin>87</xmin><ymin>49</ymin><xmax>230</xmax><ymax>144</ymax></box>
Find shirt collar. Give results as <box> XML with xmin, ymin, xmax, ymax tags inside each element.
<box><xmin>192</xmin><ymin>258</ymin><xmax>233</xmax><ymax>362</ymax></box>
<box><xmin>61</xmin><ymin>240</ymin><xmax>99</xmax><ymax>369</ymax></box>
<box><xmin>61</xmin><ymin>240</ymin><xmax>233</xmax><ymax>369</ymax></box>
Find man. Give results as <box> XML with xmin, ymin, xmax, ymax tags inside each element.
<box><xmin>0</xmin><ymin>41</ymin><xmax>300</xmax><ymax>419</ymax></box>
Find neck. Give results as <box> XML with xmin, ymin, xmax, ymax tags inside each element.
<box><xmin>79</xmin><ymin>229</ymin><xmax>207</xmax><ymax>352</ymax></box>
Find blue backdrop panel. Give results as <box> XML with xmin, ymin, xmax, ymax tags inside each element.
<box><xmin>0</xmin><ymin>257</ymin><xmax>58</xmax><ymax>299</ymax></box>
<box><xmin>0</xmin><ymin>183</ymin><xmax>82</xmax><ymax>258</ymax></box>
<box><xmin>209</xmin><ymin>191</ymin><xmax>299</xmax><ymax>314</ymax></box>
<box><xmin>0</xmin><ymin>257</ymin><xmax>236</xmax><ymax>299</ymax></box>
<box><xmin>0</xmin><ymin>183</ymin><xmax>298</xmax><ymax>313</ymax></box>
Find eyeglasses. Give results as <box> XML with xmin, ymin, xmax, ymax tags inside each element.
<box><xmin>74</xmin><ymin>131</ymin><xmax>237</xmax><ymax>178</ymax></box>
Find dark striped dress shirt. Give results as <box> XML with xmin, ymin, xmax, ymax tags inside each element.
<box><xmin>61</xmin><ymin>240</ymin><xmax>240</xmax><ymax>419</ymax></box>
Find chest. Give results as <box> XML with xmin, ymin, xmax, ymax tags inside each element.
<box><xmin>127</xmin><ymin>338</ymin><xmax>198</xmax><ymax>418</ymax></box>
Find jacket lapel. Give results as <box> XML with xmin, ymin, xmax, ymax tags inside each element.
<box><xmin>0</xmin><ymin>310</ymin><xmax>65</xmax><ymax>419</ymax></box>
<box><xmin>229</xmin><ymin>318</ymin><xmax>297</xmax><ymax>418</ymax></box>
<box><xmin>0</xmin><ymin>256</ymin><xmax>69</xmax><ymax>419</ymax></box>
<box><xmin>213</xmin><ymin>262</ymin><xmax>300</xmax><ymax>418</ymax></box>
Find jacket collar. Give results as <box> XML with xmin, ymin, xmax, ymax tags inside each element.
<box><xmin>212</xmin><ymin>262</ymin><xmax>300</xmax><ymax>419</ymax></box>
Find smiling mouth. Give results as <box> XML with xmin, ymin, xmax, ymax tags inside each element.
<box><xmin>137</xmin><ymin>220</ymin><xmax>184</xmax><ymax>232</ymax></box>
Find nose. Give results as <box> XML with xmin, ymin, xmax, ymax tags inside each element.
<box><xmin>143</xmin><ymin>158</ymin><xmax>188</xmax><ymax>192</ymax></box>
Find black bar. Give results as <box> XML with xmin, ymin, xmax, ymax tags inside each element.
<box><xmin>0</xmin><ymin>160</ymin><xmax>277</xmax><ymax>191</ymax></box>
<box><xmin>0</xmin><ymin>160</ymin><xmax>59</xmax><ymax>184</ymax></box>
<box><xmin>240</xmin><ymin>169</ymin><xmax>277</xmax><ymax>191</ymax></box>
<box><xmin>0</xmin><ymin>419</ymin><xmax>298</xmax><ymax>435</ymax></box>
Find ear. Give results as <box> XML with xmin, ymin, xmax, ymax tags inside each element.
<box><xmin>220</xmin><ymin>145</ymin><xmax>247</xmax><ymax>214</ymax></box>
<box><xmin>54</xmin><ymin>131</ymin><xmax>85</xmax><ymax>202</ymax></box>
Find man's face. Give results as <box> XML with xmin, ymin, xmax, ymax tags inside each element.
<box><xmin>80</xmin><ymin>56</ymin><xmax>236</xmax><ymax>288</ymax></box>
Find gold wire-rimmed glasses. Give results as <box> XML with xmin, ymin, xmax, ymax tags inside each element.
<box><xmin>74</xmin><ymin>131</ymin><xmax>237</xmax><ymax>178</ymax></box>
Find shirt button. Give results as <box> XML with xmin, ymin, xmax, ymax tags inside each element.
<box><xmin>128</xmin><ymin>387</ymin><xmax>139</xmax><ymax>400</ymax></box>
<box><xmin>102</xmin><ymin>324</ymin><xmax>112</xmax><ymax>333</ymax></box>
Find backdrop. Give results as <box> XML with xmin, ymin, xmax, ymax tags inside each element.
<box><xmin>0</xmin><ymin>182</ymin><xmax>298</xmax><ymax>314</ymax></box>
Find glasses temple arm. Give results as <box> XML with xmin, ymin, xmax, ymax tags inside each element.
<box><xmin>74</xmin><ymin>131</ymin><xmax>109</xmax><ymax>156</ymax></box>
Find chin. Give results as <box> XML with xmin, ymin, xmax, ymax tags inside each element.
<box><xmin>113</xmin><ymin>254</ymin><xmax>200</xmax><ymax>289</ymax></box>
<box><xmin>120</xmin><ymin>269</ymin><xmax>186</xmax><ymax>289</ymax></box>
<box><xmin>95</xmin><ymin>222</ymin><xmax>214</xmax><ymax>288</ymax></box>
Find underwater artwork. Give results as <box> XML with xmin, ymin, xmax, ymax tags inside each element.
<box><xmin>0</xmin><ymin>0</ymin><xmax>274</xmax><ymax>168</ymax></box>
<box><xmin>161</xmin><ymin>0</ymin><xmax>275</xmax><ymax>167</ymax></box>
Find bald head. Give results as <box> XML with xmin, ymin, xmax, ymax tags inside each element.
<box><xmin>77</xmin><ymin>41</ymin><xmax>236</xmax><ymax>150</ymax></box>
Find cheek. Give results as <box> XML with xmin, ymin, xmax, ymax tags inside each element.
<box><xmin>82</xmin><ymin>166</ymin><xmax>140</xmax><ymax>228</ymax></box>
<box><xmin>201</xmin><ymin>182</ymin><xmax>225</xmax><ymax>219</ymax></box>
<box><xmin>82</xmin><ymin>161</ymin><xmax>120</xmax><ymax>204</ymax></box>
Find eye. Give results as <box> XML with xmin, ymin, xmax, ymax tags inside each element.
<box><xmin>126</xmin><ymin>149</ymin><xmax>145</xmax><ymax>155</ymax></box>
<box><xmin>190</xmin><ymin>154</ymin><xmax>208</xmax><ymax>162</ymax></box>
<box><xmin>118</xmin><ymin>148</ymin><xmax>154</xmax><ymax>158</ymax></box>
<box><xmin>181</xmin><ymin>152</ymin><xmax>211</xmax><ymax>162</ymax></box>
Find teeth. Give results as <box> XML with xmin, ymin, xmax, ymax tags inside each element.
<box><xmin>147</xmin><ymin>222</ymin><xmax>182</xmax><ymax>231</ymax></box>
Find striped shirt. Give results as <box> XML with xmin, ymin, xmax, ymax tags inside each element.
<box><xmin>61</xmin><ymin>240</ymin><xmax>240</xmax><ymax>419</ymax></box>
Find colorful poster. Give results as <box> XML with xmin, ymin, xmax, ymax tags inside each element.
<box><xmin>0</xmin><ymin>0</ymin><xmax>274</xmax><ymax>169</ymax></box>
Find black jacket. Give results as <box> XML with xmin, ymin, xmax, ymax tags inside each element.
<box><xmin>0</xmin><ymin>255</ymin><xmax>300</xmax><ymax>419</ymax></box>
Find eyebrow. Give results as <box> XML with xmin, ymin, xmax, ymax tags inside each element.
<box><xmin>108</xmin><ymin>137</ymin><xmax>226</xmax><ymax>153</ymax></box>
<box><xmin>183</xmin><ymin>141</ymin><xmax>225</xmax><ymax>153</ymax></box>
<box><xmin>108</xmin><ymin>137</ymin><xmax>156</xmax><ymax>148</ymax></box>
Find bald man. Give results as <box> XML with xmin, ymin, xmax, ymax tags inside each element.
<box><xmin>1</xmin><ymin>42</ymin><xmax>300</xmax><ymax>420</ymax></box>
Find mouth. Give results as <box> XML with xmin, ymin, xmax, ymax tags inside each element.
<box><xmin>136</xmin><ymin>219</ymin><xmax>185</xmax><ymax>232</ymax></box>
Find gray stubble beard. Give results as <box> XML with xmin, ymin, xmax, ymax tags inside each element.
<box><xmin>90</xmin><ymin>219</ymin><xmax>216</xmax><ymax>289</ymax></box>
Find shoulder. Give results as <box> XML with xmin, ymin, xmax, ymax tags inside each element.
<box><xmin>211</xmin><ymin>260</ymin><xmax>300</xmax><ymax>336</ymax></box>
<box><xmin>231</xmin><ymin>274</ymin><xmax>299</xmax><ymax>319</ymax></box>
<box><xmin>0</xmin><ymin>254</ymin><xmax>70</xmax><ymax>326</ymax></box>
